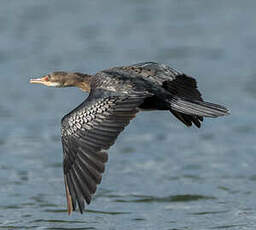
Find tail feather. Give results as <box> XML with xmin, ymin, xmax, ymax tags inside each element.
<box><xmin>170</xmin><ymin>97</ymin><xmax>229</xmax><ymax>118</ymax></box>
<box><xmin>170</xmin><ymin>110</ymin><xmax>202</xmax><ymax>128</ymax></box>
<box><xmin>162</xmin><ymin>74</ymin><xmax>229</xmax><ymax>125</ymax></box>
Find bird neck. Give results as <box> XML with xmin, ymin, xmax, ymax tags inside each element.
<box><xmin>70</xmin><ymin>72</ymin><xmax>92</xmax><ymax>92</ymax></box>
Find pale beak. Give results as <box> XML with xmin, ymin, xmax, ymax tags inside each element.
<box><xmin>30</xmin><ymin>76</ymin><xmax>49</xmax><ymax>85</ymax></box>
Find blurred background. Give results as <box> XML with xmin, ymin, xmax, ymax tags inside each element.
<box><xmin>0</xmin><ymin>0</ymin><xmax>256</xmax><ymax>229</ymax></box>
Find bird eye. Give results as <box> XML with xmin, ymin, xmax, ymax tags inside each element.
<box><xmin>44</xmin><ymin>75</ymin><xmax>51</xmax><ymax>81</ymax></box>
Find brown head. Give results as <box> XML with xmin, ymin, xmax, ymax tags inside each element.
<box><xmin>30</xmin><ymin>72</ymin><xmax>92</xmax><ymax>92</ymax></box>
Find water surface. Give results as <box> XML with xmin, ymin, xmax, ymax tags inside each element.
<box><xmin>0</xmin><ymin>1</ymin><xmax>256</xmax><ymax>229</ymax></box>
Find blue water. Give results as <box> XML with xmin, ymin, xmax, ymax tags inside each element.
<box><xmin>1</xmin><ymin>1</ymin><xmax>256</xmax><ymax>229</ymax></box>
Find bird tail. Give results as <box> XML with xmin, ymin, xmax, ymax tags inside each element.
<box><xmin>162</xmin><ymin>76</ymin><xmax>229</xmax><ymax>127</ymax></box>
<box><xmin>169</xmin><ymin>97</ymin><xmax>229</xmax><ymax>118</ymax></box>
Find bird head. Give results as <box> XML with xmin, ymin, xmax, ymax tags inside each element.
<box><xmin>30</xmin><ymin>72</ymin><xmax>92</xmax><ymax>91</ymax></box>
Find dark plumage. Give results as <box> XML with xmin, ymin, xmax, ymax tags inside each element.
<box><xmin>30</xmin><ymin>62</ymin><xmax>229</xmax><ymax>214</ymax></box>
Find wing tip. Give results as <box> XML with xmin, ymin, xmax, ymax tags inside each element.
<box><xmin>65</xmin><ymin>176</ymin><xmax>73</xmax><ymax>216</ymax></box>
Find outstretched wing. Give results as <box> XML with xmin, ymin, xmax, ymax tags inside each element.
<box><xmin>61</xmin><ymin>89</ymin><xmax>149</xmax><ymax>214</ymax></box>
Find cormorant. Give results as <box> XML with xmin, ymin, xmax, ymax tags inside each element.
<box><xmin>30</xmin><ymin>62</ymin><xmax>229</xmax><ymax>215</ymax></box>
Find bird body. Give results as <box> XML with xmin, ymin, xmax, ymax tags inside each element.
<box><xmin>30</xmin><ymin>62</ymin><xmax>229</xmax><ymax>215</ymax></box>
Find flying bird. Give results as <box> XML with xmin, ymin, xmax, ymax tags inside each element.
<box><xmin>30</xmin><ymin>62</ymin><xmax>229</xmax><ymax>214</ymax></box>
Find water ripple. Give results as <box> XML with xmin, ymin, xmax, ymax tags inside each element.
<box><xmin>86</xmin><ymin>209</ymin><xmax>131</xmax><ymax>215</ymax></box>
<box><xmin>46</xmin><ymin>228</ymin><xmax>96</xmax><ymax>230</ymax></box>
<box><xmin>44</xmin><ymin>208</ymin><xmax>130</xmax><ymax>215</ymax></box>
<box><xmin>191</xmin><ymin>210</ymin><xmax>229</xmax><ymax>215</ymax></box>
<box><xmin>31</xmin><ymin>219</ymin><xmax>87</xmax><ymax>224</ymax></box>
<box><xmin>113</xmin><ymin>194</ymin><xmax>216</xmax><ymax>203</ymax></box>
<box><xmin>210</xmin><ymin>224</ymin><xmax>249</xmax><ymax>229</ymax></box>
